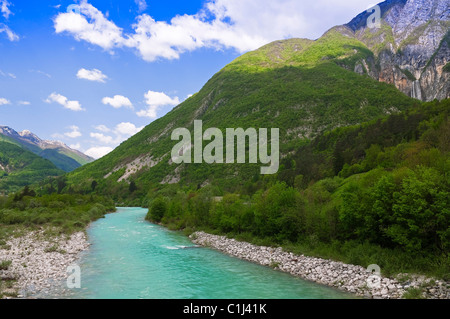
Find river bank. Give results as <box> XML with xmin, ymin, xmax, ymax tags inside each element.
<box><xmin>0</xmin><ymin>228</ymin><xmax>89</xmax><ymax>298</ymax></box>
<box><xmin>2</xmin><ymin>220</ymin><xmax>448</xmax><ymax>299</ymax></box>
<box><xmin>190</xmin><ymin>231</ymin><xmax>449</xmax><ymax>299</ymax></box>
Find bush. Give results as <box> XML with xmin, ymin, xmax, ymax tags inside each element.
<box><xmin>147</xmin><ymin>197</ymin><xmax>168</xmax><ymax>223</ymax></box>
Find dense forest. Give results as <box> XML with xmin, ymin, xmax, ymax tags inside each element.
<box><xmin>144</xmin><ymin>99</ymin><xmax>449</xmax><ymax>278</ymax></box>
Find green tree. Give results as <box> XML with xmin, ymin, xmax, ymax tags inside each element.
<box><xmin>148</xmin><ymin>197</ymin><xmax>167</xmax><ymax>223</ymax></box>
<box><xmin>91</xmin><ymin>180</ymin><xmax>98</xmax><ymax>192</ymax></box>
<box><xmin>129</xmin><ymin>181</ymin><xmax>138</xmax><ymax>193</ymax></box>
<box><xmin>388</xmin><ymin>167</ymin><xmax>449</xmax><ymax>252</ymax></box>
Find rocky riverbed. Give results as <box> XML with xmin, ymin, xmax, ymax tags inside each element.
<box><xmin>190</xmin><ymin>231</ymin><xmax>449</xmax><ymax>299</ymax></box>
<box><xmin>0</xmin><ymin>229</ymin><xmax>89</xmax><ymax>298</ymax></box>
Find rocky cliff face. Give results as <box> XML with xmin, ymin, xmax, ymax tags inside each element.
<box><xmin>345</xmin><ymin>0</ymin><xmax>449</xmax><ymax>101</ymax></box>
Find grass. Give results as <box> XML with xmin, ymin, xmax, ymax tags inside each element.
<box><xmin>0</xmin><ymin>260</ymin><xmax>12</xmax><ymax>270</ymax></box>
<box><xmin>0</xmin><ymin>278</ymin><xmax>18</xmax><ymax>299</ymax></box>
<box><xmin>402</xmin><ymin>287</ymin><xmax>425</xmax><ymax>299</ymax></box>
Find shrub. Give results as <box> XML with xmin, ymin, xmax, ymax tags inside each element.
<box><xmin>147</xmin><ymin>197</ymin><xmax>168</xmax><ymax>223</ymax></box>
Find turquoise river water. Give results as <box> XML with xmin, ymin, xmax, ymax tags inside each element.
<box><xmin>44</xmin><ymin>207</ymin><xmax>354</xmax><ymax>299</ymax></box>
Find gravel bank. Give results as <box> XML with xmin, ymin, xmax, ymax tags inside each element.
<box><xmin>0</xmin><ymin>229</ymin><xmax>89</xmax><ymax>298</ymax></box>
<box><xmin>190</xmin><ymin>231</ymin><xmax>449</xmax><ymax>299</ymax></box>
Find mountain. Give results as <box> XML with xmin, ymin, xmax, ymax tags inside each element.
<box><xmin>65</xmin><ymin>6</ymin><xmax>442</xmax><ymax>198</ymax></box>
<box><xmin>0</xmin><ymin>141</ymin><xmax>64</xmax><ymax>194</ymax></box>
<box><xmin>63</xmin><ymin>0</ymin><xmax>447</xmax><ymax>201</ymax></box>
<box><xmin>343</xmin><ymin>0</ymin><xmax>449</xmax><ymax>101</ymax></box>
<box><xmin>0</xmin><ymin>126</ymin><xmax>94</xmax><ymax>172</ymax></box>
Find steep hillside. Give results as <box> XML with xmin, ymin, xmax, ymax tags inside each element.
<box><xmin>63</xmin><ymin>0</ymin><xmax>449</xmax><ymax>201</ymax></box>
<box><xmin>66</xmin><ymin>33</ymin><xmax>419</xmax><ymax>199</ymax></box>
<box><xmin>0</xmin><ymin>126</ymin><xmax>94</xmax><ymax>172</ymax></box>
<box><xmin>0</xmin><ymin>141</ymin><xmax>64</xmax><ymax>194</ymax></box>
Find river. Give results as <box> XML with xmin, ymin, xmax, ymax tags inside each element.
<box><xmin>44</xmin><ymin>207</ymin><xmax>353</xmax><ymax>299</ymax></box>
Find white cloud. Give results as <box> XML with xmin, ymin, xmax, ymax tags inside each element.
<box><xmin>115</xmin><ymin>122</ymin><xmax>143</xmax><ymax>136</ymax></box>
<box><xmin>64</xmin><ymin>125</ymin><xmax>82</xmax><ymax>138</ymax></box>
<box><xmin>51</xmin><ymin>126</ymin><xmax>82</xmax><ymax>140</ymax></box>
<box><xmin>90</xmin><ymin>132</ymin><xmax>115</xmax><ymax>144</ymax></box>
<box><xmin>137</xmin><ymin>91</ymin><xmax>180</xmax><ymax>119</ymax></box>
<box><xmin>85</xmin><ymin>146</ymin><xmax>113</xmax><ymax>159</ymax></box>
<box><xmin>1</xmin><ymin>0</ymin><xmax>11</xmax><ymax>19</ymax></box>
<box><xmin>135</xmin><ymin>0</ymin><xmax>147</xmax><ymax>12</ymax></box>
<box><xmin>77</xmin><ymin>68</ymin><xmax>108</xmax><ymax>82</ymax></box>
<box><xmin>30</xmin><ymin>70</ymin><xmax>52</xmax><ymax>78</ymax></box>
<box><xmin>90</xmin><ymin>122</ymin><xmax>144</xmax><ymax>145</ymax></box>
<box><xmin>46</xmin><ymin>93</ymin><xmax>84</xmax><ymax>112</ymax></box>
<box><xmin>53</xmin><ymin>0</ymin><xmax>377</xmax><ymax>62</ymax></box>
<box><xmin>86</xmin><ymin>122</ymin><xmax>144</xmax><ymax>158</ymax></box>
<box><xmin>0</xmin><ymin>1</ymin><xmax>18</xmax><ymax>41</ymax></box>
<box><xmin>102</xmin><ymin>95</ymin><xmax>133</xmax><ymax>109</ymax></box>
<box><xmin>18</xmin><ymin>101</ymin><xmax>31</xmax><ymax>105</ymax></box>
<box><xmin>54</xmin><ymin>2</ymin><xmax>125</xmax><ymax>52</ymax></box>
<box><xmin>94</xmin><ymin>124</ymin><xmax>111</xmax><ymax>133</ymax></box>
<box><xmin>0</xmin><ymin>97</ymin><xmax>11</xmax><ymax>105</ymax></box>
<box><xmin>50</xmin><ymin>132</ymin><xmax>64</xmax><ymax>139</ymax></box>
<box><xmin>69</xmin><ymin>143</ymin><xmax>81</xmax><ymax>150</ymax></box>
<box><xmin>0</xmin><ymin>70</ymin><xmax>16</xmax><ymax>78</ymax></box>
<box><xmin>0</xmin><ymin>23</ymin><xmax>18</xmax><ymax>41</ymax></box>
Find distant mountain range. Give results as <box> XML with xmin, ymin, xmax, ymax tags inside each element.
<box><xmin>0</xmin><ymin>126</ymin><xmax>94</xmax><ymax>172</ymax></box>
<box><xmin>0</xmin><ymin>140</ymin><xmax>64</xmax><ymax>194</ymax></box>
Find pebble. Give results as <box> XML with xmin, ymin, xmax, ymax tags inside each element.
<box><xmin>190</xmin><ymin>231</ymin><xmax>449</xmax><ymax>299</ymax></box>
<box><xmin>0</xmin><ymin>229</ymin><xmax>89</xmax><ymax>298</ymax></box>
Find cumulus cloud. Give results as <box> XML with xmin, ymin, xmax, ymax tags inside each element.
<box><xmin>0</xmin><ymin>97</ymin><xmax>11</xmax><ymax>105</ymax></box>
<box><xmin>115</xmin><ymin>122</ymin><xmax>144</xmax><ymax>135</ymax></box>
<box><xmin>93</xmin><ymin>124</ymin><xmax>110</xmax><ymax>133</ymax></box>
<box><xmin>64</xmin><ymin>125</ymin><xmax>82</xmax><ymax>138</ymax></box>
<box><xmin>90</xmin><ymin>122</ymin><xmax>144</xmax><ymax>145</ymax></box>
<box><xmin>90</xmin><ymin>132</ymin><xmax>115</xmax><ymax>144</ymax></box>
<box><xmin>53</xmin><ymin>0</ymin><xmax>376</xmax><ymax>62</ymax></box>
<box><xmin>46</xmin><ymin>93</ymin><xmax>84</xmax><ymax>112</ymax></box>
<box><xmin>85</xmin><ymin>146</ymin><xmax>113</xmax><ymax>159</ymax></box>
<box><xmin>58</xmin><ymin>122</ymin><xmax>142</xmax><ymax>159</ymax></box>
<box><xmin>137</xmin><ymin>91</ymin><xmax>180</xmax><ymax>119</ymax></box>
<box><xmin>77</xmin><ymin>68</ymin><xmax>108</xmax><ymax>82</ymax></box>
<box><xmin>53</xmin><ymin>2</ymin><xmax>125</xmax><ymax>52</ymax></box>
<box><xmin>51</xmin><ymin>125</ymin><xmax>82</xmax><ymax>140</ymax></box>
<box><xmin>102</xmin><ymin>95</ymin><xmax>133</xmax><ymax>109</ymax></box>
<box><xmin>18</xmin><ymin>101</ymin><xmax>31</xmax><ymax>105</ymax></box>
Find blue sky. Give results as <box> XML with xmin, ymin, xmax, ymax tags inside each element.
<box><xmin>0</xmin><ymin>0</ymin><xmax>378</xmax><ymax>158</ymax></box>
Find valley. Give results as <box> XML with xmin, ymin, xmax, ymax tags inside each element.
<box><xmin>0</xmin><ymin>0</ymin><xmax>449</xmax><ymax>301</ymax></box>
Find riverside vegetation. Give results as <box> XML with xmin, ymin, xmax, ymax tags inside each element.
<box><xmin>145</xmin><ymin>99</ymin><xmax>449</xmax><ymax>285</ymax></box>
<box><xmin>0</xmin><ymin>189</ymin><xmax>115</xmax><ymax>298</ymax></box>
